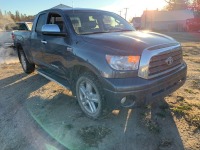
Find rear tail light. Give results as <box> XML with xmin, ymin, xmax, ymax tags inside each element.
<box><xmin>11</xmin><ymin>32</ymin><xmax>15</xmax><ymax>40</ymax></box>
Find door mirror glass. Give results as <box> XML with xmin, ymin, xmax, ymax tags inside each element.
<box><xmin>41</xmin><ymin>24</ymin><xmax>66</xmax><ymax>36</ymax></box>
<box><xmin>42</xmin><ymin>24</ymin><xmax>60</xmax><ymax>32</ymax></box>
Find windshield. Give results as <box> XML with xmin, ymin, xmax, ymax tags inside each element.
<box><xmin>67</xmin><ymin>11</ymin><xmax>135</xmax><ymax>35</ymax></box>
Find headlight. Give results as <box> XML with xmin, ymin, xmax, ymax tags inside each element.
<box><xmin>106</xmin><ymin>55</ymin><xmax>140</xmax><ymax>70</ymax></box>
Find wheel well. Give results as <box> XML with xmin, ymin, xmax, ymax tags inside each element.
<box><xmin>16</xmin><ymin>44</ymin><xmax>23</xmax><ymax>60</ymax></box>
<box><xmin>70</xmin><ymin>65</ymin><xmax>99</xmax><ymax>95</ymax></box>
<box><xmin>16</xmin><ymin>44</ymin><xmax>33</xmax><ymax>64</ymax></box>
<box><xmin>16</xmin><ymin>43</ymin><xmax>22</xmax><ymax>50</ymax></box>
<box><xmin>70</xmin><ymin>65</ymin><xmax>96</xmax><ymax>81</ymax></box>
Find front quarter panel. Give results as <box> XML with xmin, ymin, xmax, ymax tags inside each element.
<box><xmin>72</xmin><ymin>39</ymin><xmax>114</xmax><ymax>78</ymax></box>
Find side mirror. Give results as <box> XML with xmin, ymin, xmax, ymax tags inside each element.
<box><xmin>41</xmin><ymin>24</ymin><xmax>67</xmax><ymax>36</ymax></box>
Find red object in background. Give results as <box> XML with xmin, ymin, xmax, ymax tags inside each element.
<box><xmin>11</xmin><ymin>32</ymin><xmax>15</xmax><ymax>40</ymax></box>
<box><xmin>186</xmin><ymin>18</ymin><xmax>200</xmax><ymax>31</ymax></box>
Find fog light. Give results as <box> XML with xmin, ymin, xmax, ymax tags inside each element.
<box><xmin>121</xmin><ymin>96</ymin><xmax>136</xmax><ymax>108</ymax></box>
<box><xmin>121</xmin><ymin>97</ymin><xmax>127</xmax><ymax>104</ymax></box>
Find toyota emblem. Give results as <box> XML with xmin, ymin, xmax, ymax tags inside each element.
<box><xmin>165</xmin><ymin>57</ymin><xmax>173</xmax><ymax>65</ymax></box>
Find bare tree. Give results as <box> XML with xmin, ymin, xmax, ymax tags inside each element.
<box><xmin>164</xmin><ymin>0</ymin><xmax>189</xmax><ymax>10</ymax></box>
<box><xmin>0</xmin><ymin>10</ymin><xmax>3</xmax><ymax>19</ymax></box>
<box><xmin>192</xmin><ymin>0</ymin><xmax>200</xmax><ymax>11</ymax></box>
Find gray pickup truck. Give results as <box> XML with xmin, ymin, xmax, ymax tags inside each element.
<box><xmin>14</xmin><ymin>8</ymin><xmax>187</xmax><ymax>119</ymax></box>
<box><xmin>0</xmin><ymin>22</ymin><xmax>32</xmax><ymax>48</ymax></box>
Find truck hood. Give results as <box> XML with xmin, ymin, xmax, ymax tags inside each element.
<box><xmin>81</xmin><ymin>31</ymin><xmax>178</xmax><ymax>55</ymax></box>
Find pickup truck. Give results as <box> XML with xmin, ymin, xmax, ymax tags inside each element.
<box><xmin>14</xmin><ymin>8</ymin><xmax>187</xmax><ymax>119</ymax></box>
<box><xmin>0</xmin><ymin>22</ymin><xmax>32</xmax><ymax>48</ymax></box>
<box><xmin>185</xmin><ymin>18</ymin><xmax>200</xmax><ymax>32</ymax></box>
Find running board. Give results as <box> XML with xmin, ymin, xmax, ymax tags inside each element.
<box><xmin>37</xmin><ymin>69</ymin><xmax>71</xmax><ymax>90</ymax></box>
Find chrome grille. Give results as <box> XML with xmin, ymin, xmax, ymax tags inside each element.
<box><xmin>138</xmin><ymin>43</ymin><xmax>183</xmax><ymax>79</ymax></box>
<box><xmin>148</xmin><ymin>48</ymin><xmax>182</xmax><ymax>77</ymax></box>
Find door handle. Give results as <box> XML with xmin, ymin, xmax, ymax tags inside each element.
<box><xmin>67</xmin><ymin>47</ymin><xmax>73</xmax><ymax>52</ymax></box>
<box><xmin>41</xmin><ymin>40</ymin><xmax>47</xmax><ymax>44</ymax></box>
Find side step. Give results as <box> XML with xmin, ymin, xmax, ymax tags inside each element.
<box><xmin>37</xmin><ymin>69</ymin><xmax>71</xmax><ymax>90</ymax></box>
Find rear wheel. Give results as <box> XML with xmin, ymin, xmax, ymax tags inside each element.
<box><xmin>19</xmin><ymin>49</ymin><xmax>35</xmax><ymax>74</ymax></box>
<box><xmin>76</xmin><ymin>72</ymin><xmax>106</xmax><ymax>119</ymax></box>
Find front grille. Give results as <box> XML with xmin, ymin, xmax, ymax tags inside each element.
<box><xmin>148</xmin><ymin>48</ymin><xmax>182</xmax><ymax>77</ymax></box>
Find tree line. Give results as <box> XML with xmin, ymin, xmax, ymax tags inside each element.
<box><xmin>164</xmin><ymin>0</ymin><xmax>200</xmax><ymax>11</ymax></box>
<box><xmin>0</xmin><ymin>10</ymin><xmax>35</xmax><ymax>22</ymax></box>
<box><xmin>0</xmin><ymin>9</ymin><xmax>35</xmax><ymax>30</ymax></box>
<box><xmin>0</xmin><ymin>0</ymin><xmax>199</xmax><ymax>27</ymax></box>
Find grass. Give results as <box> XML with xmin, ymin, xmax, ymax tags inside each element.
<box><xmin>185</xmin><ymin>115</ymin><xmax>200</xmax><ymax>129</ymax></box>
<box><xmin>171</xmin><ymin>101</ymin><xmax>200</xmax><ymax>129</ymax></box>
<box><xmin>142</xmin><ymin>113</ymin><xmax>160</xmax><ymax>133</ymax></box>
<box><xmin>146</xmin><ymin>120</ymin><xmax>160</xmax><ymax>133</ymax></box>
<box><xmin>156</xmin><ymin>111</ymin><xmax>166</xmax><ymax>118</ymax></box>
<box><xmin>156</xmin><ymin>103</ymin><xmax>169</xmax><ymax>118</ymax></box>
<box><xmin>192</xmin><ymin>103</ymin><xmax>200</xmax><ymax>109</ymax></box>
<box><xmin>184</xmin><ymin>88</ymin><xmax>196</xmax><ymax>94</ymax></box>
<box><xmin>141</xmin><ymin>105</ymin><xmax>160</xmax><ymax>133</ymax></box>
<box><xmin>169</xmin><ymin>91</ymin><xmax>200</xmax><ymax>129</ymax></box>
<box><xmin>171</xmin><ymin>104</ymin><xmax>192</xmax><ymax>115</ymax></box>
<box><xmin>183</xmin><ymin>53</ymin><xmax>189</xmax><ymax>57</ymax></box>
<box><xmin>78</xmin><ymin>125</ymin><xmax>111</xmax><ymax>147</ymax></box>
<box><xmin>189</xmin><ymin>58</ymin><xmax>200</xmax><ymax>64</ymax></box>
<box><xmin>145</xmin><ymin>105</ymin><xmax>151</xmax><ymax>109</ymax></box>
<box><xmin>176</xmin><ymin>96</ymin><xmax>185</xmax><ymax>102</ymax></box>
<box><xmin>192</xmin><ymin>80</ymin><xmax>200</xmax><ymax>90</ymax></box>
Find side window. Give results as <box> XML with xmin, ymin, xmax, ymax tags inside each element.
<box><xmin>36</xmin><ymin>13</ymin><xmax>46</xmax><ymax>32</ymax></box>
<box><xmin>70</xmin><ymin>17</ymin><xmax>81</xmax><ymax>34</ymax></box>
<box><xmin>47</xmin><ymin>13</ymin><xmax>66</xmax><ymax>32</ymax></box>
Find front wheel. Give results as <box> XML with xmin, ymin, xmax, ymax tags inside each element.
<box><xmin>19</xmin><ymin>49</ymin><xmax>35</xmax><ymax>74</ymax></box>
<box><xmin>76</xmin><ymin>72</ymin><xmax>106</xmax><ymax>119</ymax></box>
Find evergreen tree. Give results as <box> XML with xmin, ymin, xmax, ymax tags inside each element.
<box><xmin>15</xmin><ymin>10</ymin><xmax>20</xmax><ymax>21</ymax></box>
<box><xmin>7</xmin><ymin>11</ymin><xmax>15</xmax><ymax>21</ymax></box>
<box><xmin>0</xmin><ymin>9</ymin><xmax>3</xmax><ymax>19</ymax></box>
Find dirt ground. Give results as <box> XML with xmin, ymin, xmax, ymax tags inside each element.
<box><xmin>0</xmin><ymin>32</ymin><xmax>200</xmax><ymax>150</ymax></box>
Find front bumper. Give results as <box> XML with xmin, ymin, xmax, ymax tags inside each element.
<box><xmin>102</xmin><ymin>62</ymin><xmax>187</xmax><ymax>109</ymax></box>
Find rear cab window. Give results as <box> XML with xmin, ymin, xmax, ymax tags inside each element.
<box><xmin>18</xmin><ymin>23</ymin><xmax>28</xmax><ymax>30</ymax></box>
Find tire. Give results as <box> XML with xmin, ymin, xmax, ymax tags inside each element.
<box><xmin>76</xmin><ymin>72</ymin><xmax>106</xmax><ymax>119</ymax></box>
<box><xmin>18</xmin><ymin>49</ymin><xmax>35</xmax><ymax>74</ymax></box>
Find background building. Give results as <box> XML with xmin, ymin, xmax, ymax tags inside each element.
<box><xmin>141</xmin><ymin>10</ymin><xmax>195</xmax><ymax>31</ymax></box>
<box><xmin>51</xmin><ymin>4</ymin><xmax>72</xmax><ymax>9</ymax></box>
